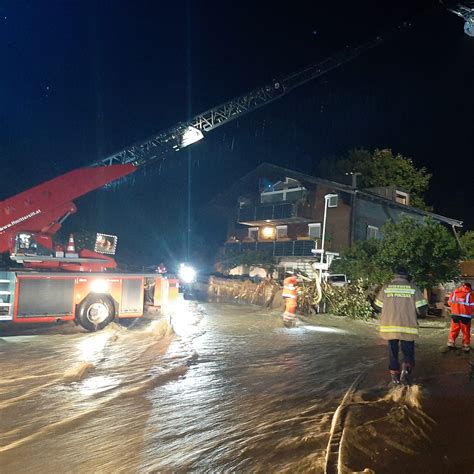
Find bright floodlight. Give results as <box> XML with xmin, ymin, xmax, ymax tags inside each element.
<box><xmin>465</xmin><ymin>18</ymin><xmax>474</xmax><ymax>36</ymax></box>
<box><xmin>90</xmin><ymin>279</ymin><xmax>109</xmax><ymax>293</ymax></box>
<box><xmin>445</xmin><ymin>2</ymin><xmax>474</xmax><ymax>36</ymax></box>
<box><xmin>179</xmin><ymin>264</ymin><xmax>196</xmax><ymax>283</ymax></box>
<box><xmin>180</xmin><ymin>126</ymin><xmax>204</xmax><ymax>148</ymax></box>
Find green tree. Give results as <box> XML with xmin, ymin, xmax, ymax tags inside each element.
<box><xmin>318</xmin><ymin>148</ymin><xmax>432</xmax><ymax>210</ymax></box>
<box><xmin>460</xmin><ymin>230</ymin><xmax>474</xmax><ymax>259</ymax></box>
<box><xmin>332</xmin><ymin>218</ymin><xmax>462</xmax><ymax>290</ymax></box>
<box><xmin>376</xmin><ymin>217</ymin><xmax>462</xmax><ymax>289</ymax></box>
<box><xmin>331</xmin><ymin>239</ymin><xmax>392</xmax><ymax>287</ymax></box>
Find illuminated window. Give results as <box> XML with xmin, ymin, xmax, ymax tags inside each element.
<box><xmin>261</xmin><ymin>226</ymin><xmax>276</xmax><ymax>239</ymax></box>
<box><xmin>367</xmin><ymin>225</ymin><xmax>379</xmax><ymax>240</ymax></box>
<box><xmin>276</xmin><ymin>225</ymin><xmax>288</xmax><ymax>239</ymax></box>
<box><xmin>308</xmin><ymin>223</ymin><xmax>321</xmax><ymax>239</ymax></box>
<box><xmin>248</xmin><ymin>227</ymin><xmax>258</xmax><ymax>240</ymax></box>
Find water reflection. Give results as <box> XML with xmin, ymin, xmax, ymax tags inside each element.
<box><xmin>0</xmin><ymin>302</ymin><xmax>441</xmax><ymax>472</ymax></box>
<box><xmin>76</xmin><ymin>331</ymin><xmax>113</xmax><ymax>362</ymax></box>
<box><xmin>301</xmin><ymin>324</ymin><xmax>348</xmax><ymax>334</ymax></box>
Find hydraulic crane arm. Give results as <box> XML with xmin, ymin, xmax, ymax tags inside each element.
<box><xmin>91</xmin><ymin>22</ymin><xmax>410</xmax><ymax>169</ymax></box>
<box><xmin>442</xmin><ymin>1</ymin><xmax>474</xmax><ymax>35</ymax></box>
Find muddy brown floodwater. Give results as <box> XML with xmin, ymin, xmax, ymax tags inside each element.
<box><xmin>0</xmin><ymin>300</ymin><xmax>473</xmax><ymax>473</ymax></box>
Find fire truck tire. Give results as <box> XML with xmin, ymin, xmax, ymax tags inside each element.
<box><xmin>76</xmin><ymin>294</ymin><xmax>115</xmax><ymax>332</ymax></box>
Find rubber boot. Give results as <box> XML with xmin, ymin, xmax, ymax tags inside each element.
<box><xmin>400</xmin><ymin>365</ymin><xmax>412</xmax><ymax>386</ymax></box>
<box><xmin>390</xmin><ymin>371</ymin><xmax>400</xmax><ymax>385</ymax></box>
<box><xmin>282</xmin><ymin>311</ymin><xmax>297</xmax><ymax>328</ymax></box>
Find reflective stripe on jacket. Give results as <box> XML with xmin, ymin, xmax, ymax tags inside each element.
<box><xmin>374</xmin><ymin>276</ymin><xmax>427</xmax><ymax>341</ymax></box>
<box><xmin>448</xmin><ymin>286</ymin><xmax>473</xmax><ymax>318</ymax></box>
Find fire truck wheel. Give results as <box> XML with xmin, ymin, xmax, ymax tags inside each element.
<box><xmin>77</xmin><ymin>295</ymin><xmax>115</xmax><ymax>332</ymax></box>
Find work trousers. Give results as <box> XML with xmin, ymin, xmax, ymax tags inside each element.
<box><xmin>284</xmin><ymin>297</ymin><xmax>297</xmax><ymax>315</ymax></box>
<box><xmin>283</xmin><ymin>297</ymin><xmax>297</xmax><ymax>327</ymax></box>
<box><xmin>388</xmin><ymin>339</ymin><xmax>415</xmax><ymax>373</ymax></box>
<box><xmin>448</xmin><ymin>316</ymin><xmax>471</xmax><ymax>346</ymax></box>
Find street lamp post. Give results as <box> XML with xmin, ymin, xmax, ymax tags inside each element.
<box><xmin>321</xmin><ymin>193</ymin><xmax>338</xmax><ymax>253</ymax></box>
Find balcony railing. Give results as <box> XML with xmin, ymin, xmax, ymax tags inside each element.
<box><xmin>224</xmin><ymin>239</ymin><xmax>316</xmax><ymax>257</ymax></box>
<box><xmin>238</xmin><ymin>201</ymin><xmax>312</xmax><ymax>224</ymax></box>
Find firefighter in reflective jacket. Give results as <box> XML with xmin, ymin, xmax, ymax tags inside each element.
<box><xmin>282</xmin><ymin>274</ymin><xmax>299</xmax><ymax>327</ymax></box>
<box><xmin>374</xmin><ymin>268</ymin><xmax>427</xmax><ymax>385</ymax></box>
<box><xmin>447</xmin><ymin>282</ymin><xmax>473</xmax><ymax>352</ymax></box>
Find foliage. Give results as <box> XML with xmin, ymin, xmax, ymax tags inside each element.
<box><xmin>377</xmin><ymin>217</ymin><xmax>462</xmax><ymax>289</ymax></box>
<box><xmin>297</xmin><ymin>280</ymin><xmax>323</xmax><ymax>314</ymax></box>
<box><xmin>322</xmin><ymin>281</ymin><xmax>374</xmax><ymax>321</ymax></box>
<box><xmin>296</xmin><ymin>279</ymin><xmax>374</xmax><ymax>320</ymax></box>
<box><xmin>460</xmin><ymin>230</ymin><xmax>474</xmax><ymax>259</ymax></box>
<box><xmin>55</xmin><ymin>229</ymin><xmax>97</xmax><ymax>251</ymax></box>
<box><xmin>331</xmin><ymin>240</ymin><xmax>392</xmax><ymax>287</ymax></box>
<box><xmin>332</xmin><ymin>217</ymin><xmax>462</xmax><ymax>290</ymax></box>
<box><xmin>73</xmin><ymin>231</ymin><xmax>98</xmax><ymax>251</ymax></box>
<box><xmin>221</xmin><ymin>250</ymin><xmax>275</xmax><ymax>272</ymax></box>
<box><xmin>317</xmin><ymin>148</ymin><xmax>432</xmax><ymax>210</ymax></box>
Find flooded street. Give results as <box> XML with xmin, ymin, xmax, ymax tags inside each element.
<box><xmin>1</xmin><ymin>301</ymin><xmax>473</xmax><ymax>473</ymax></box>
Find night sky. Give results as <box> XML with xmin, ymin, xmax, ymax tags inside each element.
<box><xmin>1</xmin><ymin>1</ymin><xmax>473</xmax><ymax>268</ymax></box>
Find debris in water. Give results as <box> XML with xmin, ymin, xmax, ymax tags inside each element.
<box><xmin>63</xmin><ymin>362</ymin><xmax>95</xmax><ymax>382</ymax></box>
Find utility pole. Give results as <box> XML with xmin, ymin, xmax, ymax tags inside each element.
<box><xmin>346</xmin><ymin>171</ymin><xmax>362</xmax><ymax>188</ymax></box>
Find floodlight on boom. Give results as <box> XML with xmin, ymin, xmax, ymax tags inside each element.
<box><xmin>444</xmin><ymin>1</ymin><xmax>474</xmax><ymax>36</ymax></box>
<box><xmin>180</xmin><ymin>126</ymin><xmax>204</xmax><ymax>149</ymax></box>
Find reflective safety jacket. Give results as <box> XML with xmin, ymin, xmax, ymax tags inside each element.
<box><xmin>282</xmin><ymin>276</ymin><xmax>298</xmax><ymax>299</ymax></box>
<box><xmin>448</xmin><ymin>285</ymin><xmax>473</xmax><ymax>318</ymax></box>
<box><xmin>374</xmin><ymin>276</ymin><xmax>428</xmax><ymax>341</ymax></box>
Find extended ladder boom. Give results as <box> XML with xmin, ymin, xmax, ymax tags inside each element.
<box><xmin>91</xmin><ymin>22</ymin><xmax>410</xmax><ymax>169</ymax></box>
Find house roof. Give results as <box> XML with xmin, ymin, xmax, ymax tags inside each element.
<box><xmin>225</xmin><ymin>163</ymin><xmax>463</xmax><ymax>228</ymax></box>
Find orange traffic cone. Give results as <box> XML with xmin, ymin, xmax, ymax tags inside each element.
<box><xmin>67</xmin><ymin>234</ymin><xmax>76</xmax><ymax>252</ymax></box>
<box><xmin>65</xmin><ymin>234</ymin><xmax>78</xmax><ymax>257</ymax></box>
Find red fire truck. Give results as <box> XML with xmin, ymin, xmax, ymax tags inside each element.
<box><xmin>0</xmin><ymin>165</ymin><xmax>178</xmax><ymax>331</ymax></box>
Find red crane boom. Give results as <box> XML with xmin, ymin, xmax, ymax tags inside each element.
<box><xmin>0</xmin><ymin>164</ymin><xmax>135</xmax><ymax>270</ymax></box>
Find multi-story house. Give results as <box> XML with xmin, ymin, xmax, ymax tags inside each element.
<box><xmin>222</xmin><ymin>163</ymin><xmax>463</xmax><ymax>275</ymax></box>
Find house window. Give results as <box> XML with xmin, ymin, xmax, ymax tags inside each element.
<box><xmin>327</xmin><ymin>194</ymin><xmax>338</xmax><ymax>208</ymax></box>
<box><xmin>395</xmin><ymin>190</ymin><xmax>409</xmax><ymax>205</ymax></box>
<box><xmin>367</xmin><ymin>225</ymin><xmax>379</xmax><ymax>240</ymax></box>
<box><xmin>248</xmin><ymin>227</ymin><xmax>258</xmax><ymax>241</ymax></box>
<box><xmin>308</xmin><ymin>223</ymin><xmax>321</xmax><ymax>239</ymax></box>
<box><xmin>261</xmin><ymin>226</ymin><xmax>276</xmax><ymax>239</ymax></box>
<box><xmin>276</xmin><ymin>225</ymin><xmax>288</xmax><ymax>239</ymax></box>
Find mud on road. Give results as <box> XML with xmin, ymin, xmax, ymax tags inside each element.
<box><xmin>0</xmin><ymin>302</ymin><xmax>472</xmax><ymax>473</ymax></box>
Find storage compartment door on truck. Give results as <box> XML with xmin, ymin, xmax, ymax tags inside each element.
<box><xmin>119</xmin><ymin>277</ymin><xmax>144</xmax><ymax>316</ymax></box>
<box><xmin>16</xmin><ymin>274</ymin><xmax>75</xmax><ymax>322</ymax></box>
